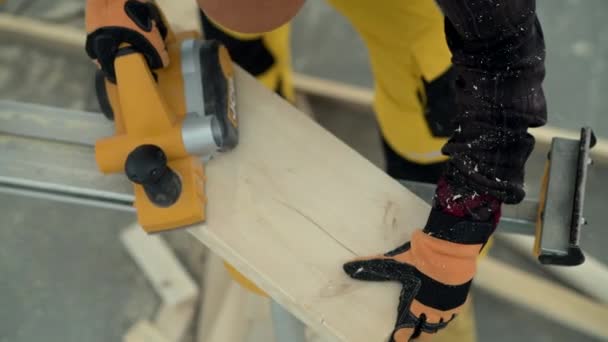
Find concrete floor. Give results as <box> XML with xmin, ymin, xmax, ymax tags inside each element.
<box><xmin>0</xmin><ymin>198</ymin><xmax>154</xmax><ymax>342</ymax></box>
<box><xmin>1</xmin><ymin>1</ymin><xmax>607</xmax><ymax>342</ymax></box>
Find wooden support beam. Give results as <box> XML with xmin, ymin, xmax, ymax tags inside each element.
<box><xmin>121</xmin><ymin>225</ymin><xmax>199</xmax><ymax>341</ymax></box>
<box><xmin>196</xmin><ymin>253</ymin><xmax>232</xmax><ymax>342</ymax></box>
<box><xmin>124</xmin><ymin>320</ymin><xmax>170</xmax><ymax>342</ymax></box>
<box><xmin>154</xmin><ymin>303</ymin><xmax>197</xmax><ymax>342</ymax></box>
<box><xmin>197</xmin><ymin>254</ymin><xmax>277</xmax><ymax>342</ymax></box>
<box><xmin>205</xmin><ymin>281</ymin><xmax>251</xmax><ymax>342</ymax></box>
<box><xmin>121</xmin><ymin>226</ymin><xmax>198</xmax><ymax>308</ymax></box>
<box><xmin>293</xmin><ymin>73</ymin><xmax>373</xmax><ymax>108</ymax></box>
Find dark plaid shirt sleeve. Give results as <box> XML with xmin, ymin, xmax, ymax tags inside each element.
<box><xmin>435</xmin><ymin>0</ymin><xmax>547</xmax><ymax>204</ymax></box>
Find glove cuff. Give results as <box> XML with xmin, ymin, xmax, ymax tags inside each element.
<box><xmin>424</xmin><ymin>177</ymin><xmax>501</xmax><ymax>245</ymax></box>
<box><xmin>423</xmin><ymin>208</ymin><xmax>494</xmax><ymax>244</ymax></box>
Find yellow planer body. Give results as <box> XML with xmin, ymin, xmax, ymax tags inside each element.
<box><xmin>94</xmin><ymin>30</ymin><xmax>238</xmax><ymax>233</ymax></box>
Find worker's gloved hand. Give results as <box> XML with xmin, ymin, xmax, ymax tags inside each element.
<box><xmin>343</xmin><ymin>179</ymin><xmax>501</xmax><ymax>341</ymax></box>
<box><xmin>85</xmin><ymin>0</ymin><xmax>170</xmax><ymax>82</ymax></box>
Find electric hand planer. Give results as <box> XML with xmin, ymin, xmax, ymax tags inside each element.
<box><xmin>91</xmin><ymin>16</ymin><xmax>237</xmax><ymax>233</ymax></box>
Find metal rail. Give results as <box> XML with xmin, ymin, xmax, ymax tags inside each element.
<box><xmin>0</xmin><ymin>100</ymin><xmax>538</xmax><ymax>235</ymax></box>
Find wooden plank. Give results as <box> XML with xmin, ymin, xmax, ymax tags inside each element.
<box><xmin>121</xmin><ymin>225</ymin><xmax>198</xmax><ymax>307</ymax></box>
<box><xmin>198</xmin><ymin>260</ymin><xmax>276</xmax><ymax>342</ymax></box>
<box><xmin>154</xmin><ymin>0</ymin><xmax>201</xmax><ymax>34</ymax></box>
<box><xmin>185</xmin><ymin>67</ymin><xmax>429</xmax><ymax>342</ymax></box>
<box><xmin>124</xmin><ymin>320</ymin><xmax>170</xmax><ymax>342</ymax></box>
<box><xmin>529</xmin><ymin>126</ymin><xmax>608</xmax><ymax>162</ymax></box>
<box><xmin>476</xmin><ymin>258</ymin><xmax>608</xmax><ymax>341</ymax></box>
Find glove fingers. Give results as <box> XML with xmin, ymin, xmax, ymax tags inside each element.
<box><xmin>343</xmin><ymin>258</ymin><xmax>416</xmax><ymax>282</ymax></box>
<box><xmin>85</xmin><ymin>0</ymin><xmax>170</xmax><ymax>81</ymax></box>
<box><xmin>343</xmin><ymin>241</ymin><xmax>416</xmax><ymax>281</ymax></box>
<box><xmin>391</xmin><ymin>320</ymin><xmax>440</xmax><ymax>341</ymax></box>
<box><xmin>411</xmin><ymin>331</ymin><xmax>435</xmax><ymax>340</ymax></box>
<box><xmin>391</xmin><ymin>327</ymin><xmax>415</xmax><ymax>342</ymax></box>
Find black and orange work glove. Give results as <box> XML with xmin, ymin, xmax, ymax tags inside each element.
<box><xmin>343</xmin><ymin>179</ymin><xmax>501</xmax><ymax>341</ymax></box>
<box><xmin>85</xmin><ymin>0</ymin><xmax>170</xmax><ymax>82</ymax></box>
